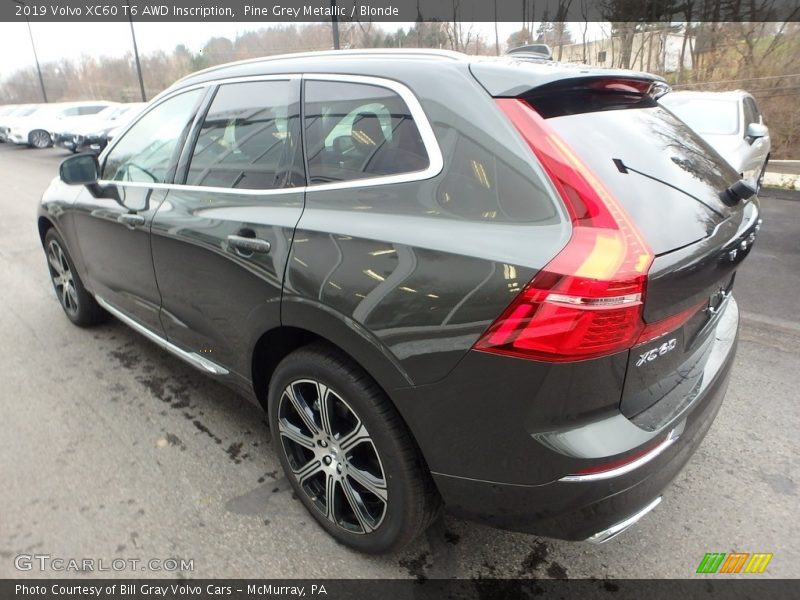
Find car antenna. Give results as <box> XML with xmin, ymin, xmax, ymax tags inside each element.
<box><xmin>612</xmin><ymin>158</ymin><xmax>725</xmax><ymax>218</ymax></box>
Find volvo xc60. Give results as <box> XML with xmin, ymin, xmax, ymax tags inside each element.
<box><xmin>39</xmin><ymin>50</ymin><xmax>760</xmax><ymax>553</ymax></box>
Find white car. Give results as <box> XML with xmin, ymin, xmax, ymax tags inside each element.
<box><xmin>7</xmin><ymin>101</ymin><xmax>114</xmax><ymax>148</ymax></box>
<box><xmin>660</xmin><ymin>90</ymin><xmax>770</xmax><ymax>191</ymax></box>
<box><xmin>52</xmin><ymin>102</ymin><xmax>145</xmax><ymax>153</ymax></box>
<box><xmin>0</xmin><ymin>104</ymin><xmax>39</xmax><ymax>142</ymax></box>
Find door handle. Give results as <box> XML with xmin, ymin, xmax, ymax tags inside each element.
<box><xmin>227</xmin><ymin>234</ymin><xmax>271</xmax><ymax>255</ymax></box>
<box><xmin>117</xmin><ymin>213</ymin><xmax>145</xmax><ymax>228</ymax></box>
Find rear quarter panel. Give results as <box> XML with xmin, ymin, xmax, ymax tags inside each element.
<box><xmin>283</xmin><ymin>64</ymin><xmax>570</xmax><ymax>386</ymax></box>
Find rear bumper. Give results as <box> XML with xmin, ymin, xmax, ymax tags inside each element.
<box><xmin>432</xmin><ymin>348</ymin><xmax>732</xmax><ymax>539</ymax></box>
<box><xmin>393</xmin><ymin>299</ymin><xmax>738</xmax><ymax>541</ymax></box>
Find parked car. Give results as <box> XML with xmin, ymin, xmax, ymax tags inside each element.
<box><xmin>40</xmin><ymin>50</ymin><xmax>760</xmax><ymax>554</ymax></box>
<box><xmin>0</xmin><ymin>105</ymin><xmax>19</xmax><ymax>139</ymax></box>
<box><xmin>8</xmin><ymin>101</ymin><xmax>114</xmax><ymax>148</ymax></box>
<box><xmin>0</xmin><ymin>104</ymin><xmax>38</xmax><ymax>143</ymax></box>
<box><xmin>53</xmin><ymin>103</ymin><xmax>144</xmax><ymax>154</ymax></box>
<box><xmin>660</xmin><ymin>90</ymin><xmax>770</xmax><ymax>191</ymax></box>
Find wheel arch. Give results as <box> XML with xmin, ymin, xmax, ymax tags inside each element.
<box><xmin>37</xmin><ymin>215</ymin><xmax>55</xmax><ymax>246</ymax></box>
<box><xmin>250</xmin><ymin>313</ymin><xmax>413</xmax><ymax>413</ymax></box>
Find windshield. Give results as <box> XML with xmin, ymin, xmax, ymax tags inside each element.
<box><xmin>660</xmin><ymin>96</ymin><xmax>739</xmax><ymax>135</ymax></box>
<box><xmin>14</xmin><ymin>106</ymin><xmax>38</xmax><ymax>117</ymax></box>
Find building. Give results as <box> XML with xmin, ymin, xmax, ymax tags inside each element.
<box><xmin>558</xmin><ymin>30</ymin><xmax>693</xmax><ymax>73</ymax></box>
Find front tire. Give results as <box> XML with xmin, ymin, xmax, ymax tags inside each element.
<box><xmin>44</xmin><ymin>229</ymin><xmax>106</xmax><ymax>327</ymax></box>
<box><xmin>28</xmin><ymin>129</ymin><xmax>52</xmax><ymax>149</ymax></box>
<box><xmin>268</xmin><ymin>342</ymin><xmax>440</xmax><ymax>554</ymax></box>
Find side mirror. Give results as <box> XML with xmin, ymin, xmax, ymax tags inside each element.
<box><xmin>745</xmin><ymin>122</ymin><xmax>768</xmax><ymax>141</ymax></box>
<box><xmin>60</xmin><ymin>153</ymin><xmax>99</xmax><ymax>185</ymax></box>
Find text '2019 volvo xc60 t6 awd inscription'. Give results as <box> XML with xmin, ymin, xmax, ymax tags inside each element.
<box><xmin>39</xmin><ymin>50</ymin><xmax>760</xmax><ymax>554</ymax></box>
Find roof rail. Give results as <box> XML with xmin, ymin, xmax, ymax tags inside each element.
<box><xmin>177</xmin><ymin>48</ymin><xmax>468</xmax><ymax>84</ymax></box>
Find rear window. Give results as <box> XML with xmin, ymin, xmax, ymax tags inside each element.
<box><xmin>659</xmin><ymin>96</ymin><xmax>739</xmax><ymax>135</ymax></box>
<box><xmin>534</xmin><ymin>97</ymin><xmax>741</xmax><ymax>254</ymax></box>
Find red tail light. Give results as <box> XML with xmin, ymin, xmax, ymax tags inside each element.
<box><xmin>474</xmin><ymin>99</ymin><xmax>655</xmax><ymax>362</ymax></box>
<box><xmin>636</xmin><ymin>300</ymin><xmax>706</xmax><ymax>345</ymax></box>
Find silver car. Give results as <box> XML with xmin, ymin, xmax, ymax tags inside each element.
<box><xmin>660</xmin><ymin>90</ymin><xmax>770</xmax><ymax>191</ymax></box>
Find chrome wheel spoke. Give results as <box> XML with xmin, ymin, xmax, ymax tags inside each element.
<box><xmin>341</xmin><ymin>477</ymin><xmax>373</xmax><ymax>533</ymax></box>
<box><xmin>339</xmin><ymin>421</ymin><xmax>370</xmax><ymax>454</ymax></box>
<box><xmin>48</xmin><ymin>248</ymin><xmax>63</xmax><ymax>274</ymax></box>
<box><xmin>285</xmin><ymin>385</ymin><xmax>319</xmax><ymax>436</ymax></box>
<box><xmin>317</xmin><ymin>383</ymin><xmax>334</xmax><ymax>437</ymax></box>
<box><xmin>346</xmin><ymin>463</ymin><xmax>388</xmax><ymax>503</ymax></box>
<box><xmin>278</xmin><ymin>418</ymin><xmax>316</xmax><ymax>450</ymax></box>
<box><xmin>61</xmin><ymin>283</ymin><xmax>71</xmax><ymax>308</ymax></box>
<box><xmin>324</xmin><ymin>474</ymin><xmax>337</xmax><ymax>520</ymax></box>
<box><xmin>295</xmin><ymin>458</ymin><xmax>324</xmax><ymax>484</ymax></box>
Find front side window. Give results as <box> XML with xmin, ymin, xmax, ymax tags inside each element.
<box><xmin>186</xmin><ymin>80</ymin><xmax>302</xmax><ymax>190</ymax></box>
<box><xmin>304</xmin><ymin>80</ymin><xmax>429</xmax><ymax>184</ymax></box>
<box><xmin>102</xmin><ymin>89</ymin><xmax>202</xmax><ymax>184</ymax></box>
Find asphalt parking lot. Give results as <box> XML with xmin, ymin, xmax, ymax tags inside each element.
<box><xmin>1</xmin><ymin>141</ymin><xmax>798</xmax><ymax>580</ymax></box>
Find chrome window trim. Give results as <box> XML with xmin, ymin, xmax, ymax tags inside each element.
<box><xmin>97</xmin><ymin>73</ymin><xmax>443</xmax><ymax>197</ymax></box>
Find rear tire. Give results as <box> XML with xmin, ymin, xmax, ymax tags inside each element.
<box><xmin>268</xmin><ymin>342</ymin><xmax>440</xmax><ymax>554</ymax></box>
<box><xmin>28</xmin><ymin>129</ymin><xmax>52</xmax><ymax>149</ymax></box>
<box><xmin>44</xmin><ymin>229</ymin><xmax>106</xmax><ymax>327</ymax></box>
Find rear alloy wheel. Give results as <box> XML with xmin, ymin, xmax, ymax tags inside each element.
<box><xmin>44</xmin><ymin>229</ymin><xmax>106</xmax><ymax>327</ymax></box>
<box><xmin>269</xmin><ymin>343</ymin><xmax>440</xmax><ymax>553</ymax></box>
<box><xmin>29</xmin><ymin>129</ymin><xmax>52</xmax><ymax>149</ymax></box>
<box><xmin>278</xmin><ymin>379</ymin><xmax>388</xmax><ymax>533</ymax></box>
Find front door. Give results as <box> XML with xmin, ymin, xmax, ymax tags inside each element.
<box><xmin>70</xmin><ymin>88</ymin><xmax>205</xmax><ymax>332</ymax></box>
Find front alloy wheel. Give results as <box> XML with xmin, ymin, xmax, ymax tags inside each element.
<box><xmin>43</xmin><ymin>229</ymin><xmax>106</xmax><ymax>327</ymax></box>
<box><xmin>278</xmin><ymin>379</ymin><xmax>388</xmax><ymax>534</ymax></box>
<box><xmin>47</xmin><ymin>239</ymin><xmax>79</xmax><ymax>317</ymax></box>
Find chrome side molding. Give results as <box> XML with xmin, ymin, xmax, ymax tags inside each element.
<box><xmin>95</xmin><ymin>296</ymin><xmax>229</xmax><ymax>376</ymax></box>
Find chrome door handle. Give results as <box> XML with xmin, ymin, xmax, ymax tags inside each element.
<box><xmin>117</xmin><ymin>213</ymin><xmax>145</xmax><ymax>228</ymax></box>
<box><xmin>227</xmin><ymin>234</ymin><xmax>271</xmax><ymax>254</ymax></box>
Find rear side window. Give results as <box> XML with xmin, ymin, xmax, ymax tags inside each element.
<box><xmin>303</xmin><ymin>80</ymin><xmax>429</xmax><ymax>184</ymax></box>
<box><xmin>186</xmin><ymin>80</ymin><xmax>303</xmax><ymax>190</ymax></box>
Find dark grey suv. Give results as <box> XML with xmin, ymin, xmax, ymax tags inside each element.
<box><xmin>39</xmin><ymin>50</ymin><xmax>760</xmax><ymax>553</ymax></box>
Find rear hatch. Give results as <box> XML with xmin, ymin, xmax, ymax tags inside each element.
<box><xmin>472</xmin><ymin>63</ymin><xmax>760</xmax><ymax>426</ymax></box>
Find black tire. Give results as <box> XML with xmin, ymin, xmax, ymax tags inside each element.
<box><xmin>44</xmin><ymin>228</ymin><xmax>106</xmax><ymax>327</ymax></box>
<box><xmin>28</xmin><ymin>129</ymin><xmax>52</xmax><ymax>149</ymax></box>
<box><xmin>268</xmin><ymin>342</ymin><xmax>440</xmax><ymax>554</ymax></box>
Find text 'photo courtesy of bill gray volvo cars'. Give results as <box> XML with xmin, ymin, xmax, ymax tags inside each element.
<box><xmin>39</xmin><ymin>49</ymin><xmax>760</xmax><ymax>554</ymax></box>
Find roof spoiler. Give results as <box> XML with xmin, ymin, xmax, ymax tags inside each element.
<box><xmin>506</xmin><ymin>44</ymin><xmax>553</xmax><ymax>61</ymax></box>
<box><xmin>522</xmin><ymin>76</ymin><xmax>672</xmax><ymax>101</ymax></box>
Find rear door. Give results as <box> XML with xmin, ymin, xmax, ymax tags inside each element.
<box><xmin>150</xmin><ymin>77</ymin><xmax>305</xmax><ymax>381</ymax></box>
